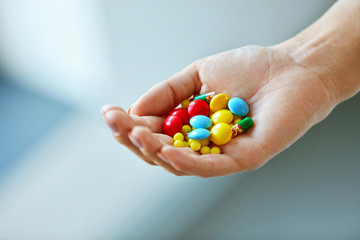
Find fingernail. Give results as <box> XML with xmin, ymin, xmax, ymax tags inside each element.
<box><xmin>104</xmin><ymin>111</ymin><xmax>119</xmax><ymax>135</ymax></box>
<box><xmin>128</xmin><ymin>134</ymin><xmax>143</xmax><ymax>149</ymax></box>
<box><xmin>101</xmin><ymin>104</ymin><xmax>114</xmax><ymax>115</ymax></box>
<box><xmin>127</xmin><ymin>104</ymin><xmax>133</xmax><ymax>114</ymax></box>
<box><xmin>157</xmin><ymin>153</ymin><xmax>170</xmax><ymax>164</ymax></box>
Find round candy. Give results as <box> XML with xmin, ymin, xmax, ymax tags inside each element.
<box><xmin>169</xmin><ymin>108</ymin><xmax>190</xmax><ymax>125</ymax></box>
<box><xmin>162</xmin><ymin>115</ymin><xmax>183</xmax><ymax>137</ymax></box>
<box><xmin>188</xmin><ymin>128</ymin><xmax>211</xmax><ymax>140</ymax></box>
<box><xmin>210</xmin><ymin>146</ymin><xmax>221</xmax><ymax>154</ymax></box>
<box><xmin>174</xmin><ymin>140</ymin><xmax>184</xmax><ymax>147</ymax></box>
<box><xmin>200</xmin><ymin>146</ymin><xmax>211</xmax><ymax>155</ymax></box>
<box><xmin>173</xmin><ymin>133</ymin><xmax>184</xmax><ymax>141</ymax></box>
<box><xmin>209</xmin><ymin>93</ymin><xmax>231</xmax><ymax>112</ymax></box>
<box><xmin>181</xmin><ymin>125</ymin><xmax>192</xmax><ymax>134</ymax></box>
<box><xmin>210</xmin><ymin>123</ymin><xmax>232</xmax><ymax>145</ymax></box>
<box><xmin>228</xmin><ymin>97</ymin><xmax>249</xmax><ymax>116</ymax></box>
<box><xmin>187</xmin><ymin>100</ymin><xmax>210</xmax><ymax>117</ymax></box>
<box><xmin>190</xmin><ymin>140</ymin><xmax>201</xmax><ymax>151</ymax></box>
<box><xmin>199</xmin><ymin>138</ymin><xmax>210</xmax><ymax>146</ymax></box>
<box><xmin>211</xmin><ymin>109</ymin><xmax>233</xmax><ymax>124</ymax></box>
<box><xmin>181</xmin><ymin>99</ymin><xmax>190</xmax><ymax>109</ymax></box>
<box><xmin>190</xmin><ymin>115</ymin><xmax>212</xmax><ymax>129</ymax></box>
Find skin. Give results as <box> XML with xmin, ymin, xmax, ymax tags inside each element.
<box><xmin>102</xmin><ymin>0</ymin><xmax>360</xmax><ymax>177</ymax></box>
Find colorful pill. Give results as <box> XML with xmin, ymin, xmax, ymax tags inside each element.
<box><xmin>190</xmin><ymin>115</ymin><xmax>212</xmax><ymax>129</ymax></box>
<box><xmin>228</xmin><ymin>97</ymin><xmax>249</xmax><ymax>116</ymax></box>
<box><xmin>190</xmin><ymin>140</ymin><xmax>201</xmax><ymax>151</ymax></box>
<box><xmin>194</xmin><ymin>91</ymin><xmax>216</xmax><ymax>103</ymax></box>
<box><xmin>181</xmin><ymin>99</ymin><xmax>190</xmax><ymax>109</ymax></box>
<box><xmin>199</xmin><ymin>138</ymin><xmax>210</xmax><ymax>146</ymax></box>
<box><xmin>174</xmin><ymin>140</ymin><xmax>184</xmax><ymax>147</ymax></box>
<box><xmin>162</xmin><ymin>115</ymin><xmax>183</xmax><ymax>137</ymax></box>
<box><xmin>200</xmin><ymin>146</ymin><xmax>211</xmax><ymax>155</ymax></box>
<box><xmin>209</xmin><ymin>93</ymin><xmax>231</xmax><ymax>112</ymax></box>
<box><xmin>211</xmin><ymin>109</ymin><xmax>233</xmax><ymax>124</ymax></box>
<box><xmin>210</xmin><ymin>146</ymin><xmax>221</xmax><ymax>154</ymax></box>
<box><xmin>181</xmin><ymin>125</ymin><xmax>192</xmax><ymax>134</ymax></box>
<box><xmin>231</xmin><ymin>117</ymin><xmax>253</xmax><ymax>137</ymax></box>
<box><xmin>187</xmin><ymin>100</ymin><xmax>210</xmax><ymax>117</ymax></box>
<box><xmin>169</xmin><ymin>108</ymin><xmax>190</xmax><ymax>125</ymax></box>
<box><xmin>188</xmin><ymin>128</ymin><xmax>211</xmax><ymax>140</ymax></box>
<box><xmin>210</xmin><ymin>123</ymin><xmax>232</xmax><ymax>145</ymax></box>
<box><xmin>173</xmin><ymin>133</ymin><xmax>184</xmax><ymax>141</ymax></box>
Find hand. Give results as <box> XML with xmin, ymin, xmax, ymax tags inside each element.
<box><xmin>102</xmin><ymin>45</ymin><xmax>335</xmax><ymax>177</ymax></box>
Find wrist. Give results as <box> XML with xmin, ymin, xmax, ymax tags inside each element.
<box><xmin>275</xmin><ymin>0</ymin><xmax>360</xmax><ymax>106</ymax></box>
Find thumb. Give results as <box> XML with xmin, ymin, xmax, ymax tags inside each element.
<box><xmin>129</xmin><ymin>62</ymin><xmax>202</xmax><ymax>116</ymax></box>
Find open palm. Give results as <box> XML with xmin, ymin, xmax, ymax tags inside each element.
<box><xmin>102</xmin><ymin>46</ymin><xmax>333</xmax><ymax>177</ymax></box>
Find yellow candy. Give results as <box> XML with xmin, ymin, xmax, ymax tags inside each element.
<box><xmin>181</xmin><ymin>99</ymin><xmax>190</xmax><ymax>109</ymax></box>
<box><xmin>229</xmin><ymin>124</ymin><xmax>234</xmax><ymax>128</ymax></box>
<box><xmin>174</xmin><ymin>140</ymin><xmax>184</xmax><ymax>147</ymax></box>
<box><xmin>190</xmin><ymin>140</ymin><xmax>201</xmax><ymax>151</ymax></box>
<box><xmin>210</xmin><ymin>123</ymin><xmax>232</xmax><ymax>145</ymax></box>
<box><xmin>188</xmin><ymin>139</ymin><xmax>194</xmax><ymax>145</ymax></box>
<box><xmin>182</xmin><ymin>125</ymin><xmax>192</xmax><ymax>134</ymax></box>
<box><xmin>200</xmin><ymin>146</ymin><xmax>211</xmax><ymax>155</ymax></box>
<box><xmin>183</xmin><ymin>141</ymin><xmax>189</xmax><ymax>147</ymax></box>
<box><xmin>210</xmin><ymin>146</ymin><xmax>221</xmax><ymax>154</ymax></box>
<box><xmin>211</xmin><ymin>109</ymin><xmax>233</xmax><ymax>124</ymax></box>
<box><xmin>209</xmin><ymin>93</ymin><xmax>231</xmax><ymax>112</ymax></box>
<box><xmin>233</xmin><ymin>117</ymin><xmax>242</xmax><ymax>124</ymax></box>
<box><xmin>199</xmin><ymin>138</ymin><xmax>210</xmax><ymax>146</ymax></box>
<box><xmin>173</xmin><ymin>133</ymin><xmax>184</xmax><ymax>141</ymax></box>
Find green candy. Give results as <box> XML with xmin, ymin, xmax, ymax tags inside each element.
<box><xmin>238</xmin><ymin>117</ymin><xmax>253</xmax><ymax>131</ymax></box>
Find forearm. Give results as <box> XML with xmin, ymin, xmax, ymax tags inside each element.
<box><xmin>278</xmin><ymin>0</ymin><xmax>360</xmax><ymax>105</ymax></box>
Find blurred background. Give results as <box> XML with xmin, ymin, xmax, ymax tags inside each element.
<box><xmin>0</xmin><ymin>0</ymin><xmax>359</xmax><ymax>239</ymax></box>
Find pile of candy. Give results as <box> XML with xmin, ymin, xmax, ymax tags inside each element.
<box><xmin>162</xmin><ymin>92</ymin><xmax>253</xmax><ymax>154</ymax></box>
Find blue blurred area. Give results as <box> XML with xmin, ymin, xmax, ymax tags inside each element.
<box><xmin>0</xmin><ymin>73</ymin><xmax>70</xmax><ymax>177</ymax></box>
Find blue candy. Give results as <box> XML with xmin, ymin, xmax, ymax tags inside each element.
<box><xmin>190</xmin><ymin>115</ymin><xmax>212</xmax><ymax>129</ymax></box>
<box><xmin>228</xmin><ymin>97</ymin><xmax>249</xmax><ymax>116</ymax></box>
<box><xmin>188</xmin><ymin>128</ymin><xmax>210</xmax><ymax>140</ymax></box>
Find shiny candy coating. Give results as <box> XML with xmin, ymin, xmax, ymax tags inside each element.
<box><xmin>187</xmin><ymin>100</ymin><xmax>210</xmax><ymax>117</ymax></box>
<box><xmin>173</xmin><ymin>133</ymin><xmax>184</xmax><ymax>141</ymax></box>
<box><xmin>211</xmin><ymin>109</ymin><xmax>233</xmax><ymax>124</ymax></box>
<box><xmin>210</xmin><ymin>123</ymin><xmax>232</xmax><ymax>145</ymax></box>
<box><xmin>173</xmin><ymin>140</ymin><xmax>184</xmax><ymax>147</ymax></box>
<box><xmin>200</xmin><ymin>146</ymin><xmax>211</xmax><ymax>155</ymax></box>
<box><xmin>228</xmin><ymin>97</ymin><xmax>249</xmax><ymax>116</ymax></box>
<box><xmin>194</xmin><ymin>92</ymin><xmax>216</xmax><ymax>103</ymax></box>
<box><xmin>210</xmin><ymin>146</ymin><xmax>221</xmax><ymax>154</ymax></box>
<box><xmin>181</xmin><ymin>125</ymin><xmax>192</xmax><ymax>134</ymax></box>
<box><xmin>169</xmin><ymin>108</ymin><xmax>190</xmax><ymax>125</ymax></box>
<box><xmin>181</xmin><ymin>99</ymin><xmax>190</xmax><ymax>109</ymax></box>
<box><xmin>188</xmin><ymin>128</ymin><xmax>211</xmax><ymax>140</ymax></box>
<box><xmin>162</xmin><ymin>115</ymin><xmax>183</xmax><ymax>137</ymax></box>
<box><xmin>190</xmin><ymin>140</ymin><xmax>201</xmax><ymax>151</ymax></box>
<box><xmin>199</xmin><ymin>138</ymin><xmax>210</xmax><ymax>146</ymax></box>
<box><xmin>231</xmin><ymin>117</ymin><xmax>253</xmax><ymax>138</ymax></box>
<box><xmin>210</xmin><ymin>93</ymin><xmax>231</xmax><ymax>112</ymax></box>
<box><xmin>190</xmin><ymin>115</ymin><xmax>212</xmax><ymax>129</ymax></box>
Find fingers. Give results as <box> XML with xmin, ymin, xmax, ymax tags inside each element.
<box><xmin>157</xmin><ymin>146</ymin><xmax>243</xmax><ymax>177</ymax></box>
<box><xmin>103</xmin><ymin>108</ymin><xmax>155</xmax><ymax>166</ymax></box>
<box><xmin>129</xmin><ymin>127</ymin><xmax>188</xmax><ymax>176</ymax></box>
<box><xmin>129</xmin><ymin>62</ymin><xmax>203</xmax><ymax>116</ymax></box>
<box><xmin>102</xmin><ymin>106</ymin><xmax>189</xmax><ymax>175</ymax></box>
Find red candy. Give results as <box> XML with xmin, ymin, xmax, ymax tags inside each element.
<box><xmin>162</xmin><ymin>115</ymin><xmax>183</xmax><ymax>137</ymax></box>
<box><xmin>169</xmin><ymin>108</ymin><xmax>190</xmax><ymax>125</ymax></box>
<box><xmin>188</xmin><ymin>100</ymin><xmax>210</xmax><ymax>117</ymax></box>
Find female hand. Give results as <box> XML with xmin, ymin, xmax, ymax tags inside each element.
<box><xmin>102</xmin><ymin>45</ymin><xmax>335</xmax><ymax>177</ymax></box>
<box><xmin>102</xmin><ymin>0</ymin><xmax>360</xmax><ymax>177</ymax></box>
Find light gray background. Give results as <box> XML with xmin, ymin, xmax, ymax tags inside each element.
<box><xmin>1</xmin><ymin>0</ymin><xmax>359</xmax><ymax>239</ymax></box>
